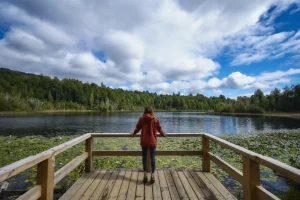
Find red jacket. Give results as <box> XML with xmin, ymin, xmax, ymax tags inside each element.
<box><xmin>133</xmin><ymin>113</ymin><xmax>166</xmax><ymax>147</ymax></box>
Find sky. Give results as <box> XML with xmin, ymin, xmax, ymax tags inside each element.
<box><xmin>0</xmin><ymin>0</ymin><xmax>300</xmax><ymax>98</ymax></box>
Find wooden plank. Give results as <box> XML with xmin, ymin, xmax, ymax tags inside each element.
<box><xmin>145</xmin><ymin>176</ymin><xmax>153</xmax><ymax>200</ymax></box>
<box><xmin>256</xmin><ymin>186</ymin><xmax>280</xmax><ymax>200</ymax></box>
<box><xmin>177</xmin><ymin>169</ymin><xmax>198</xmax><ymax>200</ymax></box>
<box><xmin>0</xmin><ymin>133</ymin><xmax>90</xmax><ymax>182</ymax></box>
<box><xmin>204</xmin><ymin>173</ymin><xmax>236</xmax><ymax>200</ymax></box>
<box><xmin>164</xmin><ymin>169</ymin><xmax>180</xmax><ymax>200</ymax></box>
<box><xmin>85</xmin><ymin>137</ymin><xmax>93</xmax><ymax>172</ymax></box>
<box><xmin>126</xmin><ymin>169</ymin><xmax>138</xmax><ymax>200</ymax></box>
<box><xmin>60</xmin><ymin>172</ymin><xmax>92</xmax><ymax>200</ymax></box>
<box><xmin>89</xmin><ymin>170</ymin><xmax>113</xmax><ymax>200</ymax></box>
<box><xmin>93</xmin><ymin>150</ymin><xmax>202</xmax><ymax>156</ymax></box>
<box><xmin>152</xmin><ymin>171</ymin><xmax>162</xmax><ymax>200</ymax></box>
<box><xmin>54</xmin><ymin>152</ymin><xmax>88</xmax><ymax>184</ymax></box>
<box><xmin>71</xmin><ymin>171</ymin><xmax>100</xmax><ymax>200</ymax></box>
<box><xmin>135</xmin><ymin>171</ymin><xmax>145</xmax><ymax>200</ymax></box>
<box><xmin>91</xmin><ymin>133</ymin><xmax>203</xmax><ymax>137</ymax></box>
<box><xmin>157</xmin><ymin>169</ymin><xmax>171</xmax><ymax>199</ymax></box>
<box><xmin>204</xmin><ymin>133</ymin><xmax>300</xmax><ymax>184</ymax></box>
<box><xmin>37</xmin><ymin>156</ymin><xmax>54</xmax><ymax>200</ymax></box>
<box><xmin>81</xmin><ymin>170</ymin><xmax>107</xmax><ymax>200</ymax></box>
<box><xmin>202</xmin><ymin>135</ymin><xmax>210</xmax><ymax>172</ymax></box>
<box><xmin>169</xmin><ymin>169</ymin><xmax>189</xmax><ymax>200</ymax></box>
<box><xmin>182</xmin><ymin>169</ymin><xmax>207</xmax><ymax>199</ymax></box>
<box><xmin>242</xmin><ymin>156</ymin><xmax>260</xmax><ymax>200</ymax></box>
<box><xmin>97</xmin><ymin>169</ymin><xmax>119</xmax><ymax>200</ymax></box>
<box><xmin>16</xmin><ymin>185</ymin><xmax>41</xmax><ymax>200</ymax></box>
<box><xmin>208</xmin><ymin>153</ymin><xmax>243</xmax><ymax>184</ymax></box>
<box><xmin>188</xmin><ymin>170</ymin><xmax>216</xmax><ymax>200</ymax></box>
<box><xmin>195</xmin><ymin>171</ymin><xmax>225</xmax><ymax>200</ymax></box>
<box><xmin>108</xmin><ymin>169</ymin><xmax>126</xmax><ymax>200</ymax></box>
<box><xmin>117</xmin><ymin>169</ymin><xmax>132</xmax><ymax>200</ymax></box>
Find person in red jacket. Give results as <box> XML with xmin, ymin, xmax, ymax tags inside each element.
<box><xmin>132</xmin><ymin>106</ymin><xmax>166</xmax><ymax>184</ymax></box>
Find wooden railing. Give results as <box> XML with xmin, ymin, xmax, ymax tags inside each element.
<box><xmin>0</xmin><ymin>133</ymin><xmax>299</xmax><ymax>200</ymax></box>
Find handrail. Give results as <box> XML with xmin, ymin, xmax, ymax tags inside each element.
<box><xmin>0</xmin><ymin>132</ymin><xmax>299</xmax><ymax>200</ymax></box>
<box><xmin>203</xmin><ymin>133</ymin><xmax>300</xmax><ymax>200</ymax></box>
<box><xmin>204</xmin><ymin>133</ymin><xmax>300</xmax><ymax>183</ymax></box>
<box><xmin>0</xmin><ymin>133</ymin><xmax>91</xmax><ymax>182</ymax></box>
<box><xmin>91</xmin><ymin>133</ymin><xmax>203</xmax><ymax>137</ymax></box>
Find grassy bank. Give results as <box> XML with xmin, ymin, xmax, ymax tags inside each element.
<box><xmin>0</xmin><ymin>131</ymin><xmax>299</xmax><ymax>199</ymax></box>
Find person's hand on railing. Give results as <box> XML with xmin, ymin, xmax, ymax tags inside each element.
<box><xmin>130</xmin><ymin>133</ymin><xmax>135</xmax><ymax>137</ymax></box>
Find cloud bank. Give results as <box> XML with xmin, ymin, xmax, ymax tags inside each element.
<box><xmin>0</xmin><ymin>0</ymin><xmax>299</xmax><ymax>96</ymax></box>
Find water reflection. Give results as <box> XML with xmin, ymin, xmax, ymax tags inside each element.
<box><xmin>0</xmin><ymin>112</ymin><xmax>299</xmax><ymax>137</ymax></box>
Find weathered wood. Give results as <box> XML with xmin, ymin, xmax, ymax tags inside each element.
<box><xmin>204</xmin><ymin>133</ymin><xmax>300</xmax><ymax>184</ymax></box>
<box><xmin>182</xmin><ymin>169</ymin><xmax>207</xmax><ymax>199</ymax></box>
<box><xmin>135</xmin><ymin>171</ymin><xmax>145</xmax><ymax>200</ymax></box>
<box><xmin>117</xmin><ymin>169</ymin><xmax>132</xmax><ymax>200</ymax></box>
<box><xmin>208</xmin><ymin>152</ymin><xmax>243</xmax><ymax>184</ymax></box>
<box><xmin>60</xmin><ymin>173</ymin><xmax>92</xmax><ymax>200</ymax></box>
<box><xmin>59</xmin><ymin>169</ymin><xmax>237</xmax><ymax>200</ymax></box>
<box><xmin>243</xmin><ymin>156</ymin><xmax>260</xmax><ymax>200</ymax></box>
<box><xmin>256</xmin><ymin>186</ymin><xmax>280</xmax><ymax>200</ymax></box>
<box><xmin>0</xmin><ymin>133</ymin><xmax>90</xmax><ymax>182</ymax></box>
<box><xmin>93</xmin><ymin>150</ymin><xmax>202</xmax><ymax>156</ymax></box>
<box><xmin>144</xmin><ymin>174</ymin><xmax>153</xmax><ymax>200</ymax></box>
<box><xmin>126</xmin><ymin>169</ymin><xmax>138</xmax><ymax>200</ymax></box>
<box><xmin>91</xmin><ymin>133</ymin><xmax>203</xmax><ymax>137</ymax></box>
<box><xmin>177</xmin><ymin>169</ymin><xmax>198</xmax><ymax>199</ymax></box>
<box><xmin>36</xmin><ymin>156</ymin><xmax>54</xmax><ymax>200</ymax></box>
<box><xmin>152</xmin><ymin>171</ymin><xmax>162</xmax><ymax>200</ymax></box>
<box><xmin>169</xmin><ymin>169</ymin><xmax>189</xmax><ymax>200</ymax></box>
<box><xmin>195</xmin><ymin>171</ymin><xmax>225</xmax><ymax>200</ymax></box>
<box><xmin>54</xmin><ymin>152</ymin><xmax>88</xmax><ymax>184</ymax></box>
<box><xmin>202</xmin><ymin>135</ymin><xmax>210</xmax><ymax>172</ymax></box>
<box><xmin>16</xmin><ymin>185</ymin><xmax>41</xmax><ymax>200</ymax></box>
<box><xmin>164</xmin><ymin>169</ymin><xmax>180</xmax><ymax>200</ymax></box>
<box><xmin>71</xmin><ymin>171</ymin><xmax>99</xmax><ymax>200</ymax></box>
<box><xmin>204</xmin><ymin>173</ymin><xmax>236</xmax><ymax>200</ymax></box>
<box><xmin>146</xmin><ymin>148</ymin><xmax>151</xmax><ymax>172</ymax></box>
<box><xmin>89</xmin><ymin>170</ymin><xmax>113</xmax><ymax>200</ymax></box>
<box><xmin>188</xmin><ymin>169</ymin><xmax>216</xmax><ymax>200</ymax></box>
<box><xmin>108</xmin><ymin>169</ymin><xmax>126</xmax><ymax>200</ymax></box>
<box><xmin>98</xmin><ymin>169</ymin><xmax>119</xmax><ymax>200</ymax></box>
<box><xmin>81</xmin><ymin>170</ymin><xmax>107</xmax><ymax>200</ymax></box>
<box><xmin>157</xmin><ymin>169</ymin><xmax>171</xmax><ymax>199</ymax></box>
<box><xmin>85</xmin><ymin>137</ymin><xmax>93</xmax><ymax>172</ymax></box>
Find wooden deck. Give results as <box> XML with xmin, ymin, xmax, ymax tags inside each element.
<box><xmin>59</xmin><ymin>168</ymin><xmax>236</xmax><ymax>200</ymax></box>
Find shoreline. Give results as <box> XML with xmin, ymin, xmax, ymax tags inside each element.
<box><xmin>0</xmin><ymin>110</ymin><xmax>300</xmax><ymax>118</ymax></box>
<box><xmin>213</xmin><ymin>112</ymin><xmax>300</xmax><ymax>118</ymax></box>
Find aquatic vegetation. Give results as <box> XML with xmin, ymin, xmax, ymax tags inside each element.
<box><xmin>0</xmin><ymin>130</ymin><xmax>299</xmax><ymax>199</ymax></box>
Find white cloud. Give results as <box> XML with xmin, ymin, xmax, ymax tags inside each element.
<box><xmin>0</xmin><ymin>0</ymin><xmax>299</xmax><ymax>95</ymax></box>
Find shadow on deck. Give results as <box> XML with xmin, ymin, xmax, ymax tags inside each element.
<box><xmin>59</xmin><ymin>168</ymin><xmax>236</xmax><ymax>200</ymax></box>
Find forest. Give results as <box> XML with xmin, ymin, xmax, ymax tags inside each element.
<box><xmin>0</xmin><ymin>68</ymin><xmax>299</xmax><ymax>113</ymax></box>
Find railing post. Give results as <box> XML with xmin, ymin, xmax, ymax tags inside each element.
<box><xmin>146</xmin><ymin>148</ymin><xmax>151</xmax><ymax>172</ymax></box>
<box><xmin>242</xmin><ymin>156</ymin><xmax>260</xmax><ymax>200</ymax></box>
<box><xmin>85</xmin><ymin>136</ymin><xmax>93</xmax><ymax>172</ymax></box>
<box><xmin>36</xmin><ymin>156</ymin><xmax>54</xmax><ymax>200</ymax></box>
<box><xmin>202</xmin><ymin>134</ymin><xmax>210</xmax><ymax>172</ymax></box>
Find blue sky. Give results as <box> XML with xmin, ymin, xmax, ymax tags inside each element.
<box><xmin>0</xmin><ymin>0</ymin><xmax>299</xmax><ymax>98</ymax></box>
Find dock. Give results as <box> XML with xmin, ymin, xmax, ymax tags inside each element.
<box><xmin>0</xmin><ymin>133</ymin><xmax>299</xmax><ymax>200</ymax></box>
<box><xmin>59</xmin><ymin>168</ymin><xmax>235</xmax><ymax>200</ymax></box>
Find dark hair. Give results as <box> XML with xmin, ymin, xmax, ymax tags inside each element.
<box><xmin>144</xmin><ymin>106</ymin><xmax>154</xmax><ymax>116</ymax></box>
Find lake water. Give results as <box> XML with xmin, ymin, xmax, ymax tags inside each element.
<box><xmin>0</xmin><ymin>112</ymin><xmax>300</xmax><ymax>137</ymax></box>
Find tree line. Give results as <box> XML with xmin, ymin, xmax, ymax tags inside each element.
<box><xmin>0</xmin><ymin>68</ymin><xmax>299</xmax><ymax>113</ymax></box>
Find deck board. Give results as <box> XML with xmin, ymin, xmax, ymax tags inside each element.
<box><xmin>59</xmin><ymin>169</ymin><xmax>236</xmax><ymax>200</ymax></box>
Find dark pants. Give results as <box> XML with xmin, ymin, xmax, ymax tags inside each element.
<box><xmin>142</xmin><ymin>146</ymin><xmax>156</xmax><ymax>173</ymax></box>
